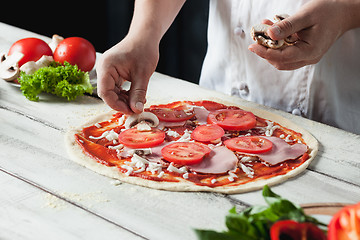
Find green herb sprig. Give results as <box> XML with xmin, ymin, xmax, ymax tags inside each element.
<box><xmin>19</xmin><ymin>61</ymin><xmax>93</xmax><ymax>101</ymax></box>
<box><xmin>195</xmin><ymin>185</ymin><xmax>326</xmax><ymax>240</ymax></box>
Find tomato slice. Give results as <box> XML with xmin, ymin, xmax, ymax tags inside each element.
<box><xmin>191</xmin><ymin>124</ymin><xmax>225</xmax><ymax>143</ymax></box>
<box><xmin>194</xmin><ymin>100</ymin><xmax>227</xmax><ymax>111</ymax></box>
<box><xmin>150</xmin><ymin>108</ymin><xmax>194</xmax><ymax>122</ymax></box>
<box><xmin>161</xmin><ymin>142</ymin><xmax>211</xmax><ymax>165</ymax></box>
<box><xmin>270</xmin><ymin>220</ymin><xmax>327</xmax><ymax>240</ymax></box>
<box><xmin>224</xmin><ymin>136</ymin><xmax>273</xmax><ymax>154</ymax></box>
<box><xmin>118</xmin><ymin>128</ymin><xmax>165</xmax><ymax>148</ymax></box>
<box><xmin>207</xmin><ymin>109</ymin><xmax>256</xmax><ymax>131</ymax></box>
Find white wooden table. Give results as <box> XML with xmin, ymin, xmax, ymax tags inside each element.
<box><xmin>1</xmin><ymin>22</ymin><xmax>360</xmax><ymax>240</ymax></box>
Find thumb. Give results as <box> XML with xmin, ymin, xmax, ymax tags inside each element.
<box><xmin>267</xmin><ymin>13</ymin><xmax>310</xmax><ymax>40</ymax></box>
<box><xmin>128</xmin><ymin>76</ymin><xmax>149</xmax><ymax>114</ymax></box>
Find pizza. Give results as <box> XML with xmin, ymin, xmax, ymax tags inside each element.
<box><xmin>65</xmin><ymin>99</ymin><xmax>318</xmax><ymax>194</ymax></box>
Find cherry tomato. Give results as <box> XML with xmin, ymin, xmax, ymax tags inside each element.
<box><xmin>8</xmin><ymin>38</ymin><xmax>53</xmax><ymax>67</ymax></box>
<box><xmin>54</xmin><ymin>37</ymin><xmax>96</xmax><ymax>72</ymax></box>
<box><xmin>270</xmin><ymin>220</ymin><xmax>326</xmax><ymax>240</ymax></box>
<box><xmin>207</xmin><ymin>109</ymin><xmax>256</xmax><ymax>131</ymax></box>
<box><xmin>224</xmin><ymin>136</ymin><xmax>273</xmax><ymax>154</ymax></box>
<box><xmin>118</xmin><ymin>128</ymin><xmax>165</xmax><ymax>149</ymax></box>
<box><xmin>191</xmin><ymin>124</ymin><xmax>225</xmax><ymax>143</ymax></box>
<box><xmin>150</xmin><ymin>108</ymin><xmax>195</xmax><ymax>122</ymax></box>
<box><xmin>161</xmin><ymin>142</ymin><xmax>211</xmax><ymax>165</ymax></box>
<box><xmin>328</xmin><ymin>202</ymin><xmax>360</xmax><ymax>240</ymax></box>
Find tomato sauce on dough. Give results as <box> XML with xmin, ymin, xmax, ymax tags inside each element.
<box><xmin>74</xmin><ymin>101</ymin><xmax>310</xmax><ymax>188</ymax></box>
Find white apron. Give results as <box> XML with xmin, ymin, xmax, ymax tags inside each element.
<box><xmin>199</xmin><ymin>0</ymin><xmax>360</xmax><ymax>134</ymax></box>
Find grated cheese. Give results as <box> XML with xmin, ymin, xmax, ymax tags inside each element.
<box><xmin>183</xmin><ymin>173</ymin><xmax>189</xmax><ymax>179</ymax></box>
<box><xmin>167</xmin><ymin>163</ymin><xmax>188</xmax><ymax>174</ymax></box>
<box><xmin>176</xmin><ymin>129</ymin><xmax>192</xmax><ymax>142</ymax></box>
<box><xmin>239</xmin><ymin>163</ymin><xmax>254</xmax><ymax>178</ymax></box>
<box><xmin>146</xmin><ymin>162</ymin><xmax>163</xmax><ymax>174</ymax></box>
<box><xmin>122</xmin><ymin>165</ymin><xmax>133</xmax><ymax>176</ymax></box>
<box><xmin>166</xmin><ymin>129</ymin><xmax>180</xmax><ymax>138</ymax></box>
<box><xmin>89</xmin><ymin>131</ymin><xmax>110</xmax><ymax>140</ymax></box>
<box><xmin>265</xmin><ymin>120</ymin><xmax>280</xmax><ymax>136</ymax></box>
<box><xmin>108</xmin><ymin>144</ymin><xmax>124</xmax><ymax>150</ymax></box>
<box><xmin>240</xmin><ymin>156</ymin><xmax>257</xmax><ymax>163</ymax></box>
<box><xmin>118</xmin><ymin>114</ymin><xmax>126</xmax><ymax>126</ymax></box>
<box><xmin>284</xmin><ymin>135</ymin><xmax>293</xmax><ymax>143</ymax></box>
<box><xmin>158</xmin><ymin>171</ymin><xmax>165</xmax><ymax>178</ymax></box>
<box><xmin>105</xmin><ymin>130</ymin><xmax>119</xmax><ymax>141</ymax></box>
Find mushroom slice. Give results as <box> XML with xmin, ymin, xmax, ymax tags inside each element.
<box><xmin>48</xmin><ymin>34</ymin><xmax>64</xmax><ymax>53</ymax></box>
<box><xmin>251</xmin><ymin>24</ymin><xmax>285</xmax><ymax>49</ymax></box>
<box><xmin>20</xmin><ymin>61</ymin><xmax>38</xmax><ymax>75</ymax></box>
<box><xmin>124</xmin><ymin>112</ymin><xmax>160</xmax><ymax>129</ymax></box>
<box><xmin>20</xmin><ymin>55</ymin><xmax>54</xmax><ymax>75</ymax></box>
<box><xmin>0</xmin><ymin>52</ymin><xmax>23</xmax><ymax>81</ymax></box>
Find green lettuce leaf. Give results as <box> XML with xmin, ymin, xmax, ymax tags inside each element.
<box><xmin>18</xmin><ymin>61</ymin><xmax>93</xmax><ymax>101</ymax></box>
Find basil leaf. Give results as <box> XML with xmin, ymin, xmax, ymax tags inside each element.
<box><xmin>194</xmin><ymin>185</ymin><xmax>326</xmax><ymax>240</ymax></box>
<box><xmin>194</xmin><ymin>230</ymin><xmax>235</xmax><ymax>240</ymax></box>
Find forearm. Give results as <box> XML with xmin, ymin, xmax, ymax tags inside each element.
<box><xmin>338</xmin><ymin>0</ymin><xmax>360</xmax><ymax>32</ymax></box>
<box><xmin>128</xmin><ymin>0</ymin><xmax>186</xmax><ymax>45</ymax></box>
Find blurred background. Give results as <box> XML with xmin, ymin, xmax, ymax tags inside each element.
<box><xmin>1</xmin><ymin>0</ymin><xmax>209</xmax><ymax>84</ymax></box>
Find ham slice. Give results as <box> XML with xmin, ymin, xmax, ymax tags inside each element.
<box><xmin>248</xmin><ymin>136</ymin><xmax>308</xmax><ymax>166</ymax></box>
<box><xmin>189</xmin><ymin>146</ymin><xmax>238</xmax><ymax>174</ymax></box>
<box><xmin>193</xmin><ymin>106</ymin><xmax>210</xmax><ymax>125</ymax></box>
<box><xmin>157</xmin><ymin>121</ymin><xmax>186</xmax><ymax>130</ymax></box>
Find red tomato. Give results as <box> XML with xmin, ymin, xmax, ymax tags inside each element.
<box><xmin>207</xmin><ymin>109</ymin><xmax>256</xmax><ymax>131</ymax></box>
<box><xmin>54</xmin><ymin>37</ymin><xmax>96</xmax><ymax>72</ymax></box>
<box><xmin>8</xmin><ymin>38</ymin><xmax>53</xmax><ymax>67</ymax></box>
<box><xmin>270</xmin><ymin>220</ymin><xmax>326</xmax><ymax>240</ymax></box>
<box><xmin>194</xmin><ymin>100</ymin><xmax>227</xmax><ymax>111</ymax></box>
<box><xmin>161</xmin><ymin>142</ymin><xmax>211</xmax><ymax>165</ymax></box>
<box><xmin>150</xmin><ymin>108</ymin><xmax>195</xmax><ymax>122</ymax></box>
<box><xmin>118</xmin><ymin>128</ymin><xmax>165</xmax><ymax>149</ymax></box>
<box><xmin>191</xmin><ymin>124</ymin><xmax>225</xmax><ymax>143</ymax></box>
<box><xmin>224</xmin><ymin>136</ymin><xmax>273</xmax><ymax>154</ymax></box>
<box><xmin>328</xmin><ymin>202</ymin><xmax>360</xmax><ymax>240</ymax></box>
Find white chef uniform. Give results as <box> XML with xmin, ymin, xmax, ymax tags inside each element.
<box><xmin>199</xmin><ymin>0</ymin><xmax>360</xmax><ymax>134</ymax></box>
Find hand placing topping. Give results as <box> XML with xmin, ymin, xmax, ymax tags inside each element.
<box><xmin>251</xmin><ymin>14</ymin><xmax>298</xmax><ymax>49</ymax></box>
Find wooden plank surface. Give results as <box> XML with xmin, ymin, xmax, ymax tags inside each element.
<box><xmin>1</xmin><ymin>22</ymin><xmax>360</xmax><ymax>240</ymax></box>
<box><xmin>0</xmin><ymin>171</ymin><xmax>145</xmax><ymax>240</ymax></box>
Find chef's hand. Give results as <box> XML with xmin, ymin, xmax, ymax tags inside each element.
<box><xmin>96</xmin><ymin>0</ymin><xmax>185</xmax><ymax>114</ymax></box>
<box><xmin>96</xmin><ymin>36</ymin><xmax>159</xmax><ymax>114</ymax></box>
<box><xmin>248</xmin><ymin>0</ymin><xmax>360</xmax><ymax>70</ymax></box>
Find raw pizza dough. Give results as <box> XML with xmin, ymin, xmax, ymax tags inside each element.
<box><xmin>65</xmin><ymin>97</ymin><xmax>318</xmax><ymax>194</ymax></box>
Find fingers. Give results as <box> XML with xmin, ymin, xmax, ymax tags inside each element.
<box><xmin>261</xmin><ymin>19</ymin><xmax>274</xmax><ymax>25</ymax></box>
<box><xmin>97</xmin><ymin>75</ymin><xmax>133</xmax><ymax>114</ymax></box>
<box><xmin>267</xmin><ymin>11</ymin><xmax>312</xmax><ymax>40</ymax></box>
<box><xmin>96</xmin><ymin>60</ymin><xmax>150</xmax><ymax>114</ymax></box>
<box><xmin>248</xmin><ymin>42</ymin><xmax>318</xmax><ymax>70</ymax></box>
<box><xmin>128</xmin><ymin>73</ymin><xmax>150</xmax><ymax>114</ymax></box>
